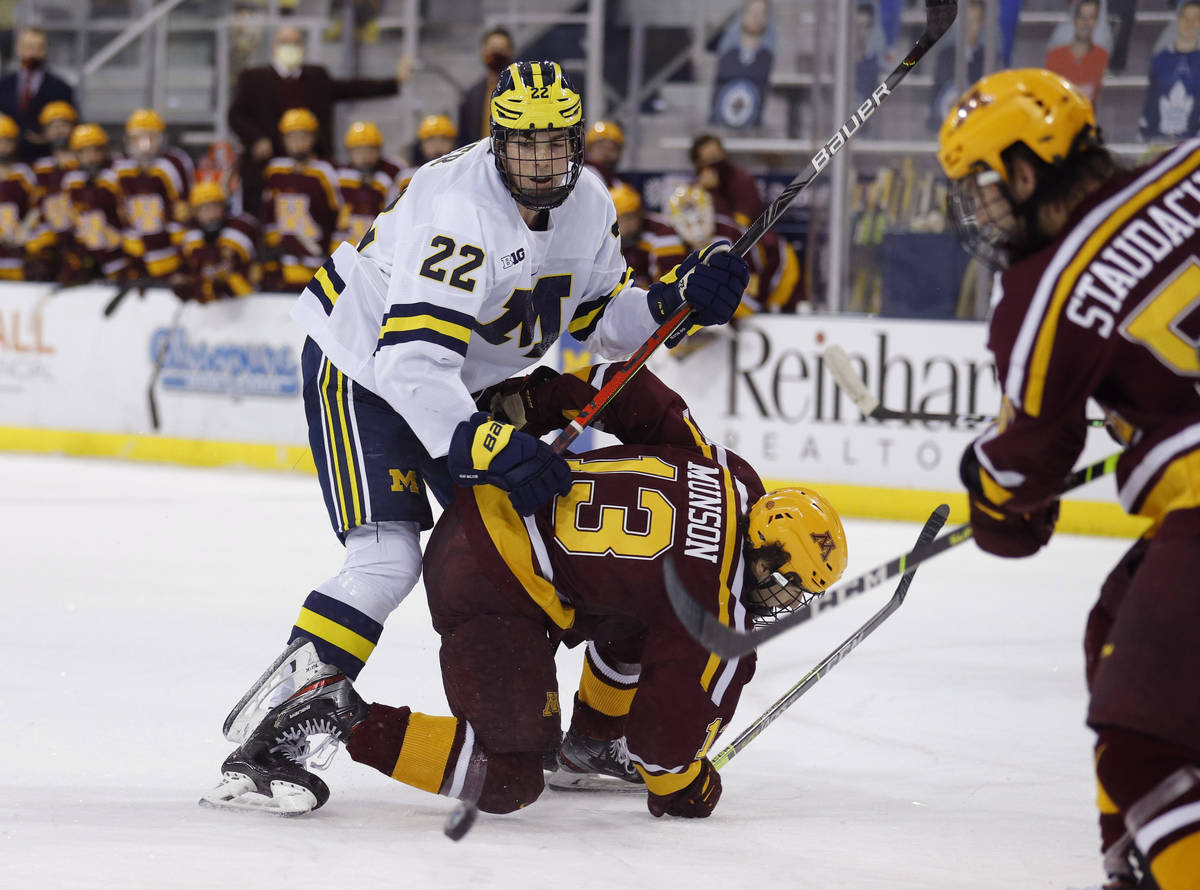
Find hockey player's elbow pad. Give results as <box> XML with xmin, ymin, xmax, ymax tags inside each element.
<box><xmin>447</xmin><ymin>412</ymin><xmax>572</xmax><ymax>516</ymax></box>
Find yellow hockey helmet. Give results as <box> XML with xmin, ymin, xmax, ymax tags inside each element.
<box><xmin>586</xmin><ymin>119</ymin><xmax>624</xmax><ymax>147</ymax></box>
<box><xmin>344</xmin><ymin>120</ymin><xmax>384</xmax><ymax>148</ymax></box>
<box><xmin>417</xmin><ymin>114</ymin><xmax>457</xmax><ymax>142</ymax></box>
<box><xmin>938</xmin><ymin>68</ymin><xmax>1096</xmax><ymax>183</ymax></box>
<box><xmin>666</xmin><ymin>183</ymin><xmax>716</xmax><ymax>246</ymax></box>
<box><xmin>745</xmin><ymin>487</ymin><xmax>848</xmax><ymax>615</ymax></box>
<box><xmin>609</xmin><ymin>182</ymin><xmax>642</xmax><ymax>216</ymax></box>
<box><xmin>279</xmin><ymin>107</ymin><xmax>319</xmax><ymax>134</ymax></box>
<box><xmin>69</xmin><ymin>123</ymin><xmax>109</xmax><ymax>151</ymax></box>
<box><xmin>190</xmin><ymin>180</ymin><xmax>228</xmax><ymax>207</ymax></box>
<box><xmin>0</xmin><ymin>114</ymin><xmax>18</xmax><ymax>140</ymax></box>
<box><xmin>490</xmin><ymin>60</ymin><xmax>585</xmax><ymax>210</ymax></box>
<box><xmin>126</xmin><ymin>108</ymin><xmax>165</xmax><ymax>133</ymax></box>
<box><xmin>39</xmin><ymin>100</ymin><xmax>77</xmax><ymax>127</ymax></box>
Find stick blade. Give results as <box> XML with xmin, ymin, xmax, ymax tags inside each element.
<box><xmin>822</xmin><ymin>345</ymin><xmax>879</xmax><ymax>417</ymax></box>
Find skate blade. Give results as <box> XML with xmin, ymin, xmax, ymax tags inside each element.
<box><xmin>198</xmin><ymin>772</ymin><xmax>319</xmax><ymax>816</ymax></box>
<box><xmin>546</xmin><ymin>769</ymin><xmax>645</xmax><ymax>793</ymax></box>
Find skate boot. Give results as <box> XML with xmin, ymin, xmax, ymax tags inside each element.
<box><xmin>547</xmin><ymin>728</ymin><xmax>645</xmax><ymax>793</ymax></box>
<box><xmin>200</xmin><ymin>672</ymin><xmax>369</xmax><ymax>815</ymax></box>
<box><xmin>222</xmin><ymin>638</ymin><xmax>339</xmax><ymax>745</ymax></box>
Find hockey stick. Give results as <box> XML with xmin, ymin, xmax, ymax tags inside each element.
<box><xmin>147</xmin><ymin>300</ymin><xmax>186</xmax><ymax>430</ymax></box>
<box><xmin>550</xmin><ymin>0</ymin><xmax>959</xmax><ymax>456</ymax></box>
<box><xmin>666</xmin><ymin>450</ymin><xmax>1120</xmax><ymax>660</ymax></box>
<box><xmin>823</xmin><ymin>344</ymin><xmax>1108</xmax><ymax>427</ymax></box>
<box><xmin>102</xmin><ymin>277</ymin><xmax>155</xmax><ymax>318</ymax></box>
<box><xmin>710</xmin><ymin>504</ymin><xmax>948</xmax><ymax>771</ymax></box>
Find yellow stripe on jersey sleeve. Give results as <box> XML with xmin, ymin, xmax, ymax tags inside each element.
<box><xmin>1023</xmin><ymin>147</ymin><xmax>1200</xmax><ymax>417</ymax></box>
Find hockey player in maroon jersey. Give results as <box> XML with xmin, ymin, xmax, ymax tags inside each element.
<box><xmin>584</xmin><ymin>119</ymin><xmax>624</xmax><ymax>188</ymax></box>
<box><xmin>334</xmin><ymin>120</ymin><xmax>401</xmax><ymax>250</ymax></box>
<box><xmin>216</xmin><ymin>364</ymin><xmax>848</xmax><ymax>819</ymax></box>
<box><xmin>0</xmin><ymin>113</ymin><xmax>35</xmax><ymax>279</ymax></box>
<box><xmin>395</xmin><ymin>114</ymin><xmax>457</xmax><ymax>196</ymax></box>
<box><xmin>939</xmin><ymin>68</ymin><xmax>1200</xmax><ymax>890</ymax></box>
<box><xmin>667</xmin><ymin>183</ymin><xmax>802</xmax><ymax>315</ymax></box>
<box><xmin>173</xmin><ymin>181</ymin><xmax>260</xmax><ymax>302</ymax></box>
<box><xmin>58</xmin><ymin>124</ymin><xmax>127</xmax><ymax>285</ymax></box>
<box><xmin>113</xmin><ymin>109</ymin><xmax>194</xmax><ymax>282</ymax></box>
<box><xmin>260</xmin><ymin>107</ymin><xmax>341</xmax><ymax>292</ymax></box>
<box><xmin>25</xmin><ymin>100</ymin><xmax>76</xmax><ymax>281</ymax></box>
<box><xmin>610</xmin><ymin>182</ymin><xmax>687</xmax><ymax>289</ymax></box>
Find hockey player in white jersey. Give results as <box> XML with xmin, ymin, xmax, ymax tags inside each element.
<box><xmin>201</xmin><ymin>60</ymin><xmax>749</xmax><ymax>815</ymax></box>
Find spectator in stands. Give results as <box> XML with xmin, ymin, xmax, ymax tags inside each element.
<box><xmin>335</xmin><ymin>120</ymin><xmax>401</xmax><ymax>250</ymax></box>
<box><xmin>0</xmin><ymin>27</ymin><xmax>73</xmax><ymax>164</ymax></box>
<box><xmin>609</xmin><ymin>182</ymin><xmax>686</xmax><ymax>289</ymax></box>
<box><xmin>175</xmin><ymin>181</ymin><xmax>260</xmax><ymax>303</ymax></box>
<box><xmin>0</xmin><ymin>113</ymin><xmax>33</xmax><ymax>280</ymax></box>
<box><xmin>1140</xmin><ymin>0</ymin><xmax>1200</xmax><ymax>140</ymax></box>
<box><xmin>60</xmin><ymin>124</ymin><xmax>127</xmax><ymax>286</ymax></box>
<box><xmin>260</xmin><ymin>108</ymin><xmax>341</xmax><ymax>292</ymax></box>
<box><xmin>584</xmin><ymin>119</ymin><xmax>624</xmax><ymax>187</ymax></box>
<box><xmin>854</xmin><ymin>3</ymin><xmax>883</xmax><ymax>101</ymax></box>
<box><xmin>228</xmin><ymin>24</ymin><xmax>411</xmax><ymax>215</ymax></box>
<box><xmin>456</xmin><ymin>27</ymin><xmax>515</xmax><ymax>146</ymax></box>
<box><xmin>667</xmin><ymin>183</ymin><xmax>802</xmax><ymax>315</ymax></box>
<box><xmin>928</xmin><ymin>0</ymin><xmax>985</xmax><ymax>131</ymax></box>
<box><xmin>690</xmin><ymin>131</ymin><xmax>766</xmax><ymax>227</ymax></box>
<box><xmin>113</xmin><ymin>109</ymin><xmax>194</xmax><ymax>283</ymax></box>
<box><xmin>709</xmin><ymin>0</ymin><xmax>777</xmax><ymax>129</ymax></box>
<box><xmin>25</xmin><ymin>100</ymin><xmax>76</xmax><ymax>281</ymax></box>
<box><xmin>1045</xmin><ymin>0</ymin><xmax>1111</xmax><ymax>105</ymax></box>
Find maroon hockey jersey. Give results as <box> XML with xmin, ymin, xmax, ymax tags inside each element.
<box><xmin>335</xmin><ymin>158</ymin><xmax>401</xmax><ymax>249</ymax></box>
<box><xmin>260</xmin><ymin>156</ymin><xmax>341</xmax><ymax>291</ymax></box>
<box><xmin>621</xmin><ymin>213</ymin><xmax>687</xmax><ymax>288</ymax></box>
<box><xmin>974</xmin><ymin>139</ymin><xmax>1200</xmax><ymax>530</ymax></box>
<box><xmin>445</xmin><ymin>365</ymin><xmax>765</xmax><ymax>786</ymax></box>
<box><xmin>27</xmin><ymin>154</ymin><xmax>76</xmax><ymax>276</ymax></box>
<box><xmin>61</xmin><ymin>168</ymin><xmax>128</xmax><ymax>281</ymax></box>
<box><xmin>112</xmin><ymin>155</ymin><xmax>191</xmax><ymax>278</ymax></box>
<box><xmin>0</xmin><ymin>161</ymin><xmax>35</xmax><ymax>279</ymax></box>
<box><xmin>174</xmin><ymin>211</ymin><xmax>260</xmax><ymax>301</ymax></box>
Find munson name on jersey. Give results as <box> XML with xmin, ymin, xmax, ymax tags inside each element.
<box><xmin>684</xmin><ymin>462</ymin><xmax>724</xmax><ymax>563</ymax></box>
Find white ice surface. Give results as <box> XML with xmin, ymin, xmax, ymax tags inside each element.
<box><xmin>1</xmin><ymin>454</ymin><xmax>1129</xmax><ymax>889</ymax></box>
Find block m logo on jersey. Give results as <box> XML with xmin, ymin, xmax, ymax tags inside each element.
<box><xmin>475</xmin><ymin>274</ymin><xmax>572</xmax><ymax>358</ymax></box>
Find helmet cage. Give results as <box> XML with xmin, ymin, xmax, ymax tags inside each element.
<box><xmin>745</xmin><ymin>568</ymin><xmax>817</xmax><ymax>624</ymax></box>
<box><xmin>492</xmin><ymin>122</ymin><xmax>584</xmax><ymax>211</ymax></box>
<box><xmin>948</xmin><ymin>167</ymin><xmax>1020</xmax><ymax>271</ymax></box>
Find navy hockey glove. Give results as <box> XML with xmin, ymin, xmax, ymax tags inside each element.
<box><xmin>448</xmin><ymin>412</ymin><xmax>572</xmax><ymax>516</ymax></box>
<box><xmin>647</xmin><ymin>240</ymin><xmax>749</xmax><ymax>345</ymax></box>
<box><xmin>646</xmin><ymin>758</ymin><xmax>722</xmax><ymax>818</ymax></box>
<box><xmin>960</xmin><ymin>444</ymin><xmax>1058</xmax><ymax>558</ymax></box>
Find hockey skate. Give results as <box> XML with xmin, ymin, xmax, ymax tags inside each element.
<box><xmin>222</xmin><ymin>638</ymin><xmax>338</xmax><ymax>745</ymax></box>
<box><xmin>547</xmin><ymin>728</ymin><xmax>645</xmax><ymax>793</ymax></box>
<box><xmin>200</xmin><ymin>671</ymin><xmax>368</xmax><ymax>816</ymax></box>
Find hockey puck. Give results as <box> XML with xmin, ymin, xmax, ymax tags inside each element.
<box><xmin>443</xmin><ymin>803</ymin><xmax>478</xmax><ymax>841</ymax></box>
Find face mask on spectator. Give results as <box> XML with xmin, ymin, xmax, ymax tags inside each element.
<box><xmin>484</xmin><ymin>51</ymin><xmax>513</xmax><ymax>74</ymax></box>
<box><xmin>274</xmin><ymin>44</ymin><xmax>304</xmax><ymax>70</ymax></box>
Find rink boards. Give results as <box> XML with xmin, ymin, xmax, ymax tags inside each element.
<box><xmin>0</xmin><ymin>281</ymin><xmax>1145</xmax><ymax>537</ymax></box>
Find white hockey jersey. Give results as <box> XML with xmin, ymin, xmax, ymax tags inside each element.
<box><xmin>290</xmin><ymin>139</ymin><xmax>659</xmax><ymax>457</ymax></box>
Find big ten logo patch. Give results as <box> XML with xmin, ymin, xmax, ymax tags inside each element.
<box><xmin>542</xmin><ymin>691</ymin><xmax>560</xmax><ymax>717</ymax></box>
<box><xmin>500</xmin><ymin>247</ymin><xmax>525</xmax><ymax>269</ymax></box>
<box><xmin>389</xmin><ymin>469</ymin><xmax>419</xmax><ymax>493</ymax></box>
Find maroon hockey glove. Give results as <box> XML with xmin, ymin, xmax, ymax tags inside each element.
<box><xmin>646</xmin><ymin>759</ymin><xmax>722</xmax><ymax>818</ymax></box>
<box><xmin>448</xmin><ymin>412</ymin><xmax>572</xmax><ymax>516</ymax></box>
<box><xmin>961</xmin><ymin>444</ymin><xmax>1058</xmax><ymax>558</ymax></box>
